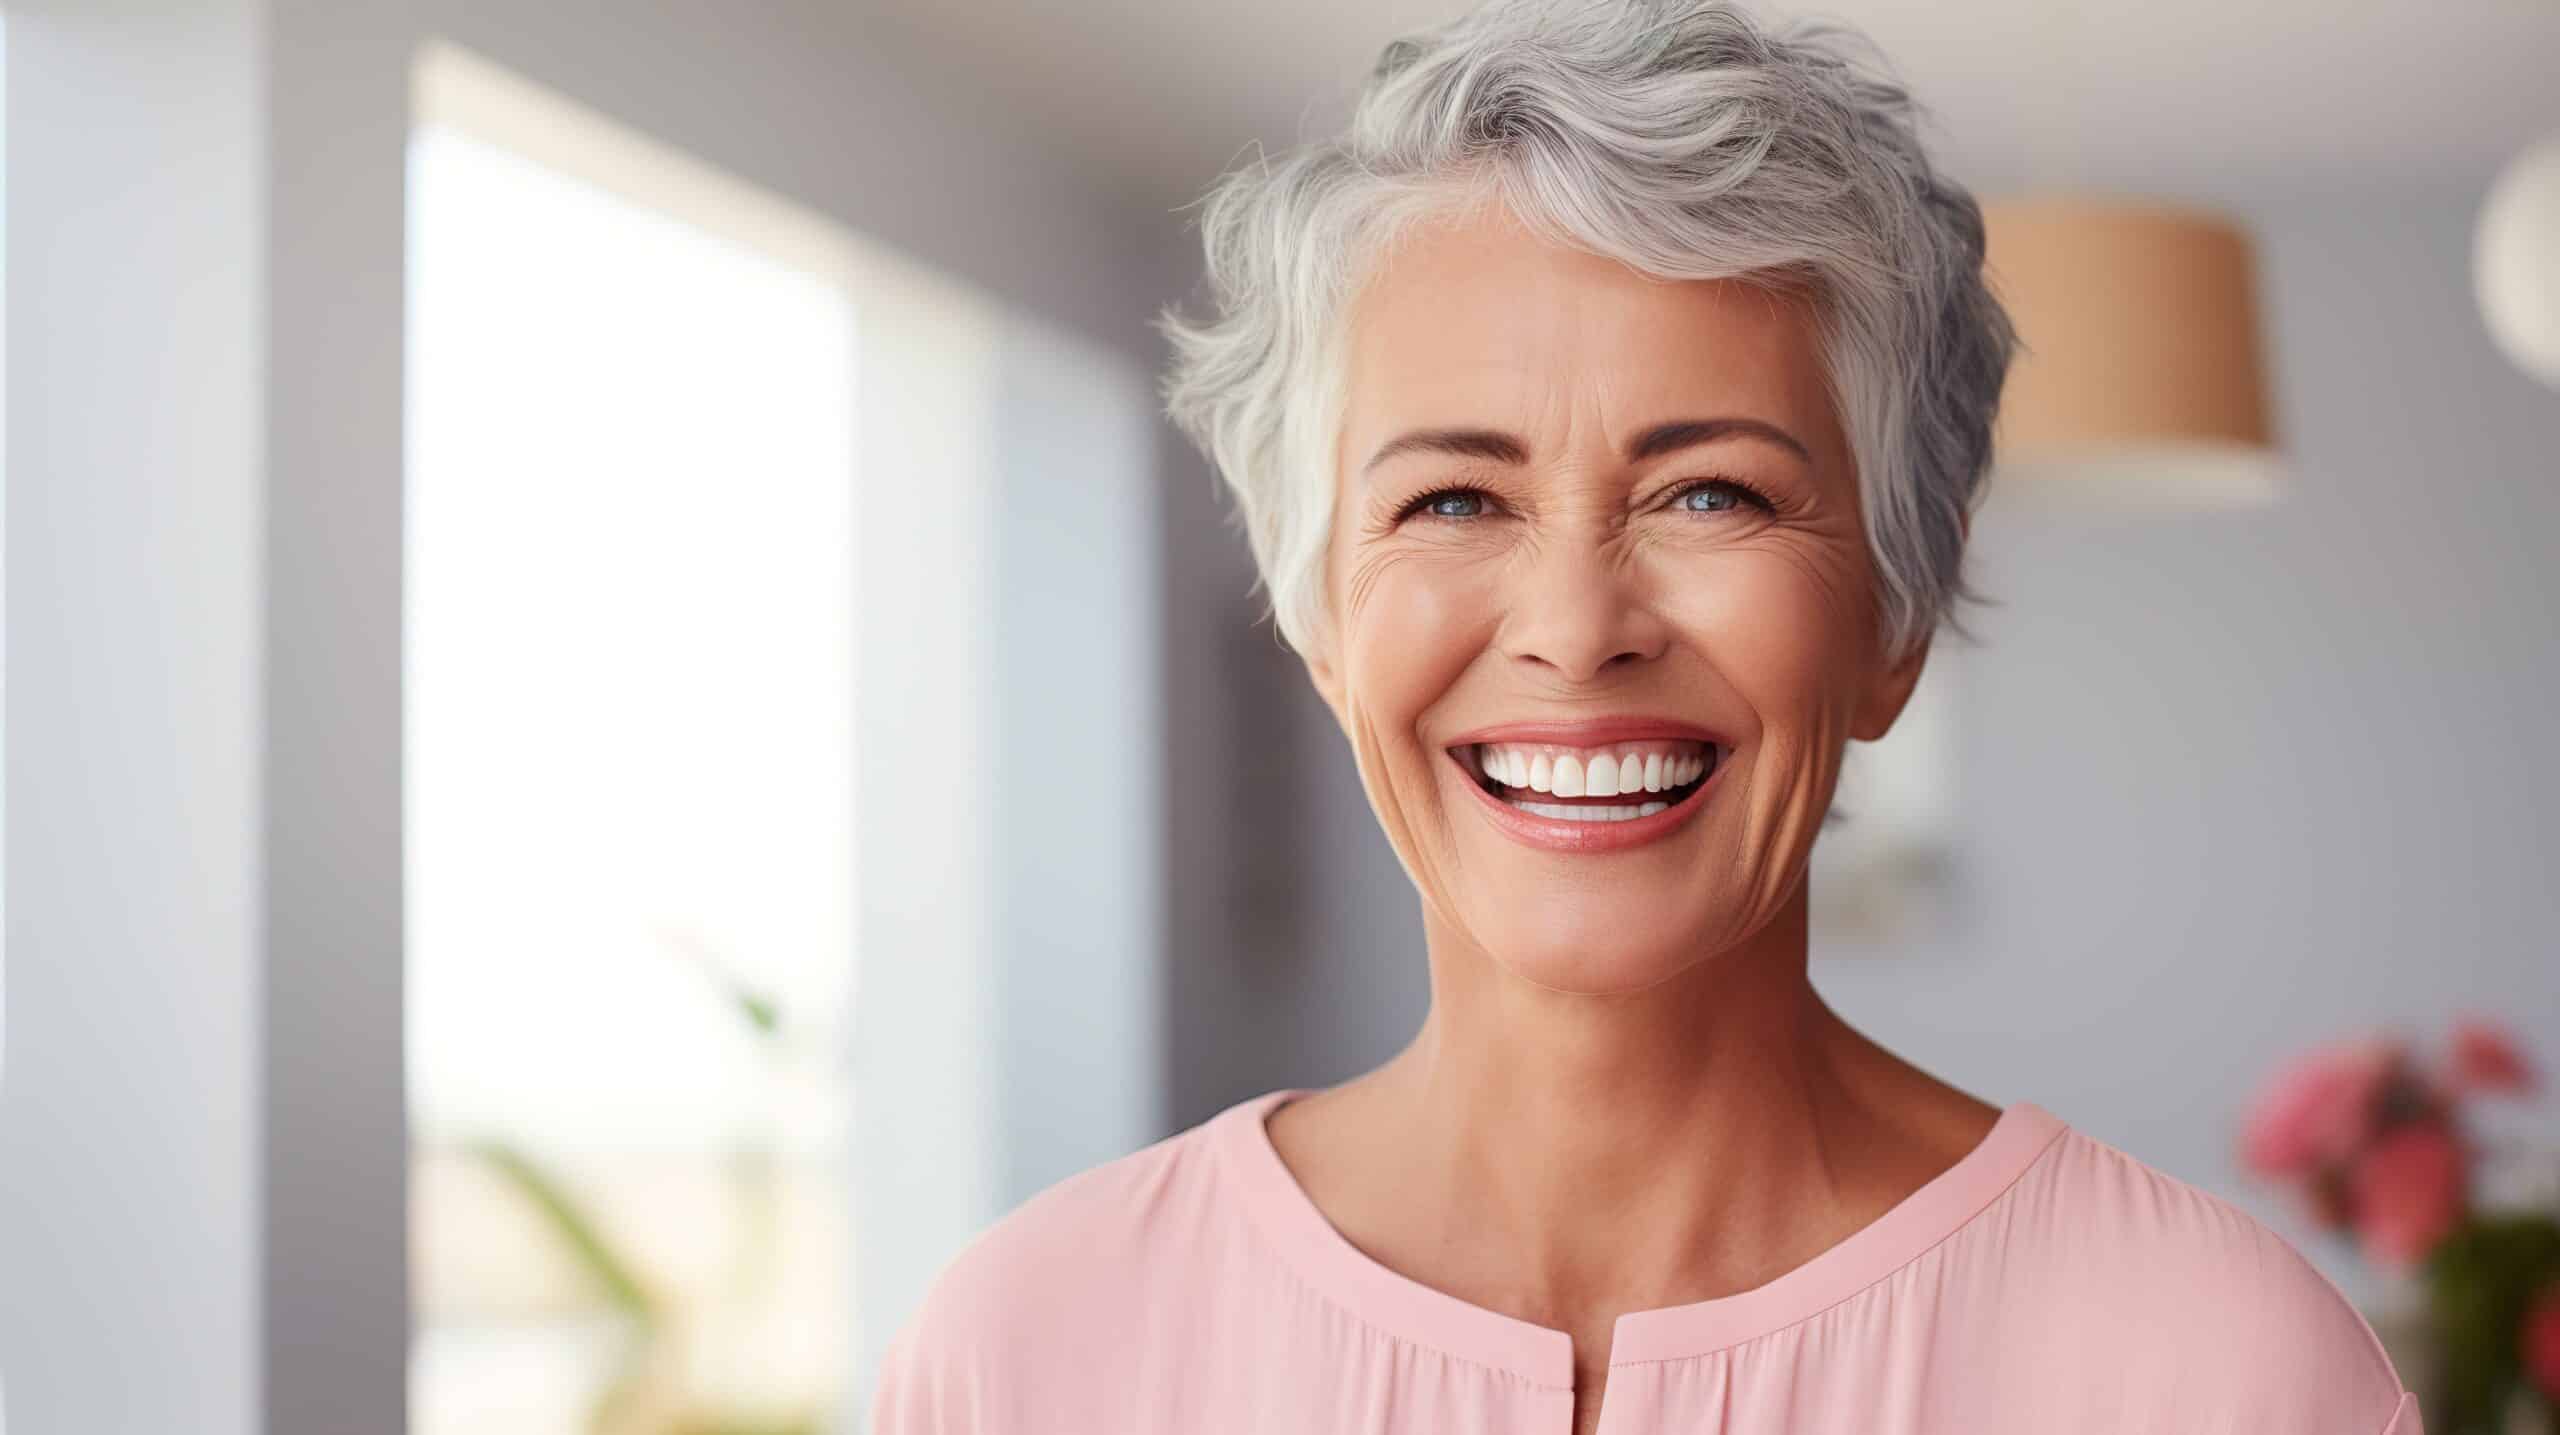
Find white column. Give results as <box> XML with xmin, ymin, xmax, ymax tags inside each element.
<box><xmin>0</xmin><ymin>6</ymin><xmax>267</xmax><ymax>1434</ymax></box>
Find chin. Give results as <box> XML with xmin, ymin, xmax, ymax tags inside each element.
<box><xmin>1476</xmin><ymin>898</ymin><xmax>1722</xmax><ymax>996</ymax></box>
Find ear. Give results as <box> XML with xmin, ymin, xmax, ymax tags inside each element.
<box><xmin>1850</xmin><ymin>630</ymin><xmax>1932</xmax><ymax>743</ymax></box>
<box><xmin>1851</xmin><ymin>509</ymin><xmax>1971</xmax><ymax>741</ymax></box>
<box><xmin>1303</xmin><ymin>644</ymin><xmax>1350</xmax><ymax>734</ymax></box>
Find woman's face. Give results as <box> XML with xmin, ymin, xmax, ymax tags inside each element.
<box><xmin>1308</xmin><ymin>204</ymin><xmax>1929</xmax><ymax>995</ymax></box>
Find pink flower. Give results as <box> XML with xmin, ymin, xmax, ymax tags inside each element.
<box><xmin>2347</xmin><ymin>1121</ymin><xmax>2468</xmax><ymax>1270</ymax></box>
<box><xmin>2525</xmin><ymin>1282</ymin><xmax>2560</xmax><ymax>1402</ymax></box>
<box><xmin>2449</xmin><ymin>1018</ymin><xmax>2536</xmax><ymax>1097</ymax></box>
<box><xmin>2241</xmin><ymin>1037</ymin><xmax>2402</xmax><ymax>1179</ymax></box>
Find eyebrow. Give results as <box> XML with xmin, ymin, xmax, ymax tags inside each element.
<box><xmin>1361</xmin><ymin>416</ymin><xmax>1811</xmax><ymax>476</ymax></box>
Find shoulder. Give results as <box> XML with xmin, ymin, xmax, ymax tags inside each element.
<box><xmin>868</xmin><ymin>1099</ymin><xmax>1257</xmax><ymax>1433</ymax></box>
<box><xmin>903</xmin><ymin>1116</ymin><xmax>1214</xmax><ymax>1328</ymax></box>
<box><xmin>1995</xmin><ymin>1119</ymin><xmax>2417</xmax><ymax>1429</ymax></box>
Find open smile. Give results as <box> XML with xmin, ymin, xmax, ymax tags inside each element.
<box><xmin>1441</xmin><ymin>722</ymin><xmax>1727</xmax><ymax>854</ymax></box>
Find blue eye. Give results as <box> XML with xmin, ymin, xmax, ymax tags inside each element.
<box><xmin>1676</xmin><ymin>480</ymin><xmax>1764</xmax><ymax>513</ymax></box>
<box><xmin>1402</xmin><ymin>488</ymin><xmax>1488</xmax><ymax>520</ymax></box>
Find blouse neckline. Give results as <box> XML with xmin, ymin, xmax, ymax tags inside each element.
<box><xmin>1210</xmin><ymin>1087</ymin><xmax>2068</xmax><ymax>1389</ymax></box>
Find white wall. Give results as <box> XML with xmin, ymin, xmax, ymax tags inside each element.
<box><xmin>5</xmin><ymin>1</ymin><xmax>1172</xmax><ymax>1430</ymax></box>
<box><xmin>1826</xmin><ymin>181</ymin><xmax>2560</xmax><ymax>1311</ymax></box>
<box><xmin>845</xmin><ymin>268</ymin><xmax>1166</xmax><ymax>1400</ymax></box>
<box><xmin>1170</xmin><ymin>180</ymin><xmax>2560</xmax><ymax>1314</ymax></box>
<box><xmin>989</xmin><ymin>320</ymin><xmax>1166</xmax><ymax>1204</ymax></box>
<box><xmin>1</xmin><ymin>6</ymin><xmax>266</xmax><ymax>1435</ymax></box>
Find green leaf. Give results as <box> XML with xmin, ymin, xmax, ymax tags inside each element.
<box><xmin>2423</xmin><ymin>1213</ymin><xmax>2560</xmax><ymax>1433</ymax></box>
<box><xmin>466</xmin><ymin>1138</ymin><xmax>657</xmax><ymax>1320</ymax></box>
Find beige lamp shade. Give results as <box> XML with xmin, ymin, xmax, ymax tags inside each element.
<box><xmin>2476</xmin><ymin>134</ymin><xmax>2560</xmax><ymax>390</ymax></box>
<box><xmin>1982</xmin><ymin>198</ymin><xmax>2283</xmax><ymax>508</ymax></box>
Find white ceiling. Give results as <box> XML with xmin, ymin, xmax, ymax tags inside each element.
<box><xmin>856</xmin><ymin>0</ymin><xmax>2560</xmax><ymax>214</ymax></box>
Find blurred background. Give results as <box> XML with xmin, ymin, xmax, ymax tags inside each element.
<box><xmin>4</xmin><ymin>0</ymin><xmax>2558</xmax><ymax>1432</ymax></box>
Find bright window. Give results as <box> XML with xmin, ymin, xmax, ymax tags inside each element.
<box><xmin>405</xmin><ymin>77</ymin><xmax>857</xmax><ymax>1435</ymax></box>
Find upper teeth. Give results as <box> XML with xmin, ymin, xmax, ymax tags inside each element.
<box><xmin>1471</xmin><ymin>742</ymin><xmax>1711</xmax><ymax>797</ymax></box>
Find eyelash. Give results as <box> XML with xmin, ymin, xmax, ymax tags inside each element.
<box><xmin>1394</xmin><ymin>476</ymin><xmax>1775</xmax><ymax>523</ymax></box>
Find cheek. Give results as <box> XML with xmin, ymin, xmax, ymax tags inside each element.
<box><xmin>1329</xmin><ymin>543</ymin><xmax>1503</xmax><ymax>881</ymax></box>
<box><xmin>1646</xmin><ymin>538</ymin><xmax>1873</xmax><ymax>718</ymax></box>
<box><xmin>1335</xmin><ymin>543</ymin><xmax>1500</xmax><ymax>727</ymax></box>
<box><xmin>1647</xmin><ymin>541</ymin><xmax>1873</xmax><ymax>910</ymax></box>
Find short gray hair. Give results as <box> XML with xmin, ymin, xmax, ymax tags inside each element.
<box><xmin>1159</xmin><ymin>0</ymin><xmax>2016</xmax><ymax>662</ymax></box>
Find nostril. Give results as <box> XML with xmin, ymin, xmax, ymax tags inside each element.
<box><xmin>1498</xmin><ymin>608</ymin><xmax>1671</xmax><ymax>681</ymax></box>
<box><xmin>1508</xmin><ymin>645</ymin><xmax>1660</xmax><ymax>682</ymax></box>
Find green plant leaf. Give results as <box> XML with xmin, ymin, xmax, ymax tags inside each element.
<box><xmin>2425</xmin><ymin>1212</ymin><xmax>2560</xmax><ymax>1433</ymax></box>
<box><xmin>466</xmin><ymin>1138</ymin><xmax>657</xmax><ymax>1320</ymax></box>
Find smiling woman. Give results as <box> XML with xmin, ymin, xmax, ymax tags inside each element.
<box><xmin>1307</xmin><ymin>216</ymin><xmax>1900</xmax><ymax>991</ymax></box>
<box><xmin>869</xmin><ymin>2</ymin><xmax>2423</xmax><ymax>1433</ymax></box>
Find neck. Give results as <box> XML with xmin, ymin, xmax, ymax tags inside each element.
<box><xmin>1358</xmin><ymin>884</ymin><xmax>1914</xmax><ymax>1321</ymax></box>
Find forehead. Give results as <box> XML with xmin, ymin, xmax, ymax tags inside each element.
<box><xmin>1338</xmin><ymin>207</ymin><xmax>1839</xmax><ymax>465</ymax></box>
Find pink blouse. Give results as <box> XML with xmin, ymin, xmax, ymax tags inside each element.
<box><xmin>871</xmin><ymin>1089</ymin><xmax>2423</xmax><ymax>1434</ymax></box>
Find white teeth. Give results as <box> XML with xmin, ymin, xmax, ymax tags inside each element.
<box><xmin>1514</xmin><ymin>800</ymin><xmax>1674</xmax><ymax>822</ymax></box>
<box><xmin>1468</xmin><ymin>740</ymin><xmax>1716</xmax><ymax>795</ymax></box>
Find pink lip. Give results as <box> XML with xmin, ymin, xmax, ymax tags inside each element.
<box><xmin>1442</xmin><ymin>716</ymin><xmax>1732</xmax><ymax>748</ymax></box>
<box><xmin>1443</xmin><ymin>725</ymin><xmax>1727</xmax><ymax>856</ymax></box>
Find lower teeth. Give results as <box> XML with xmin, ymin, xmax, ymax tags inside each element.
<box><xmin>1513</xmin><ymin>799</ymin><xmax>1670</xmax><ymax>822</ymax></box>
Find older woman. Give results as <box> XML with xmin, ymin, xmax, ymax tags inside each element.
<box><xmin>874</xmin><ymin>2</ymin><xmax>2421</xmax><ymax>1432</ymax></box>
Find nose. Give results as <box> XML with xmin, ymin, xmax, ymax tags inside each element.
<box><xmin>1495</xmin><ymin>534</ymin><xmax>1671</xmax><ymax>684</ymax></box>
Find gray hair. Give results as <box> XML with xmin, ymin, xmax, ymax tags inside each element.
<box><xmin>1159</xmin><ymin>0</ymin><xmax>2016</xmax><ymax>663</ymax></box>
